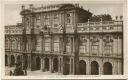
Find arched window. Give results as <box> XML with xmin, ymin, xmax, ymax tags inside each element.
<box><xmin>36</xmin><ymin>57</ymin><xmax>41</xmax><ymax>70</ymax></box>
<box><xmin>104</xmin><ymin>62</ymin><xmax>112</xmax><ymax>75</ymax></box>
<box><xmin>11</xmin><ymin>55</ymin><xmax>15</xmax><ymax>67</ymax></box>
<box><xmin>91</xmin><ymin>61</ymin><xmax>99</xmax><ymax>75</ymax></box>
<box><xmin>53</xmin><ymin>58</ymin><xmax>58</xmax><ymax>72</ymax></box>
<box><xmin>5</xmin><ymin>55</ymin><xmax>8</xmax><ymax>66</ymax></box>
<box><xmin>45</xmin><ymin>57</ymin><xmax>49</xmax><ymax>71</ymax></box>
<box><xmin>79</xmin><ymin>60</ymin><xmax>86</xmax><ymax>75</ymax></box>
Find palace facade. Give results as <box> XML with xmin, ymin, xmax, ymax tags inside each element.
<box><xmin>5</xmin><ymin>4</ymin><xmax>123</xmax><ymax>75</ymax></box>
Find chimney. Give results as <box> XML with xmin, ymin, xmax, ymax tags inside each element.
<box><xmin>21</xmin><ymin>5</ymin><xmax>25</xmax><ymax>10</ymax></box>
<box><xmin>115</xmin><ymin>16</ymin><xmax>118</xmax><ymax>20</ymax></box>
<box><xmin>29</xmin><ymin>4</ymin><xmax>34</xmax><ymax>11</ymax></box>
<box><xmin>81</xmin><ymin>6</ymin><xmax>83</xmax><ymax>9</ymax></box>
<box><xmin>88</xmin><ymin>9</ymin><xmax>90</xmax><ymax>12</ymax></box>
<box><xmin>75</xmin><ymin>3</ymin><xmax>79</xmax><ymax>7</ymax></box>
<box><xmin>120</xmin><ymin>15</ymin><xmax>123</xmax><ymax>21</ymax></box>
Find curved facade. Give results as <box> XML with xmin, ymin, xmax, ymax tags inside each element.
<box><xmin>5</xmin><ymin>4</ymin><xmax>123</xmax><ymax>75</ymax></box>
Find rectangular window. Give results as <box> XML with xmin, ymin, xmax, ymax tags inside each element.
<box><xmin>54</xmin><ymin>37</ymin><xmax>59</xmax><ymax>52</ymax></box>
<box><xmin>45</xmin><ymin>38</ymin><xmax>51</xmax><ymax>51</ymax></box>
<box><xmin>104</xmin><ymin>45</ymin><xmax>112</xmax><ymax>55</ymax></box>
<box><xmin>80</xmin><ymin>45</ymin><xmax>86</xmax><ymax>53</ymax></box>
<box><xmin>66</xmin><ymin>46</ymin><xmax>71</xmax><ymax>52</ymax></box>
<box><xmin>5</xmin><ymin>41</ymin><xmax>8</xmax><ymax>49</ymax></box>
<box><xmin>36</xmin><ymin>37</ymin><xmax>42</xmax><ymax>51</ymax></box>
<box><xmin>36</xmin><ymin>15</ymin><xmax>41</xmax><ymax>27</ymax></box>
<box><xmin>91</xmin><ymin>45</ymin><xmax>98</xmax><ymax>54</ymax></box>
<box><xmin>66</xmin><ymin>38</ymin><xmax>71</xmax><ymax>52</ymax></box>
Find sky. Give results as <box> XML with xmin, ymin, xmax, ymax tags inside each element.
<box><xmin>4</xmin><ymin>0</ymin><xmax>123</xmax><ymax>25</ymax></box>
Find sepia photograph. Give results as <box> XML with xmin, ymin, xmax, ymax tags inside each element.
<box><xmin>3</xmin><ymin>0</ymin><xmax>125</xmax><ymax>77</ymax></box>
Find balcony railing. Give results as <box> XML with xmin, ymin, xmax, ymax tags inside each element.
<box><xmin>5</xmin><ymin>21</ymin><xmax>123</xmax><ymax>35</ymax></box>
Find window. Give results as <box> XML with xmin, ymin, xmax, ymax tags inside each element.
<box><xmin>25</xmin><ymin>17</ymin><xmax>30</xmax><ymax>27</ymax></box>
<box><xmin>67</xmin><ymin>19</ymin><xmax>71</xmax><ymax>23</ymax></box>
<box><xmin>54</xmin><ymin>14</ymin><xmax>58</xmax><ymax>19</ymax></box>
<box><xmin>54</xmin><ymin>24</ymin><xmax>58</xmax><ymax>27</ymax></box>
<box><xmin>104</xmin><ymin>36</ymin><xmax>113</xmax><ymax>56</ymax></box>
<box><xmin>36</xmin><ymin>37</ymin><xmax>42</xmax><ymax>51</ymax></box>
<box><xmin>80</xmin><ymin>41</ymin><xmax>87</xmax><ymax>53</ymax></box>
<box><xmin>80</xmin><ymin>46</ymin><xmax>86</xmax><ymax>53</ymax></box>
<box><xmin>36</xmin><ymin>15</ymin><xmax>41</xmax><ymax>27</ymax></box>
<box><xmin>104</xmin><ymin>45</ymin><xmax>112</xmax><ymax>54</ymax></box>
<box><xmin>67</xmin><ymin>13</ymin><xmax>71</xmax><ymax>24</ymax></box>
<box><xmin>44</xmin><ymin>15</ymin><xmax>50</xmax><ymax>25</ymax></box>
<box><xmin>45</xmin><ymin>15</ymin><xmax>50</xmax><ymax>20</ymax></box>
<box><xmin>91</xmin><ymin>45</ymin><xmax>98</xmax><ymax>54</ymax></box>
<box><xmin>45</xmin><ymin>38</ymin><xmax>51</xmax><ymax>51</ymax></box>
<box><xmin>54</xmin><ymin>37</ymin><xmax>59</xmax><ymax>52</ymax></box>
<box><xmin>66</xmin><ymin>38</ymin><xmax>71</xmax><ymax>52</ymax></box>
<box><xmin>5</xmin><ymin>40</ymin><xmax>9</xmax><ymax>49</ymax></box>
<box><xmin>104</xmin><ymin>42</ymin><xmax>112</xmax><ymax>56</ymax></box>
<box><xmin>67</xmin><ymin>14</ymin><xmax>71</xmax><ymax>17</ymax></box>
<box><xmin>91</xmin><ymin>38</ymin><xmax>99</xmax><ymax>55</ymax></box>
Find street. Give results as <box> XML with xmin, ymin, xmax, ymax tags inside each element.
<box><xmin>5</xmin><ymin>67</ymin><xmax>60</xmax><ymax>76</ymax></box>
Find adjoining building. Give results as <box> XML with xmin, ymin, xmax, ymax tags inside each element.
<box><xmin>5</xmin><ymin>4</ymin><xmax>123</xmax><ymax>75</ymax></box>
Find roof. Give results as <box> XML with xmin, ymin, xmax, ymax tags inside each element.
<box><xmin>20</xmin><ymin>4</ymin><xmax>91</xmax><ymax>15</ymax></box>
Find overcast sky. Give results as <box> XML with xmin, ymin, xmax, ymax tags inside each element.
<box><xmin>4</xmin><ymin>0</ymin><xmax>123</xmax><ymax>25</ymax></box>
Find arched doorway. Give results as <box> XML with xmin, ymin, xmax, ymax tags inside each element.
<box><xmin>63</xmin><ymin>57</ymin><xmax>70</xmax><ymax>75</ymax></box>
<box><xmin>17</xmin><ymin>55</ymin><xmax>21</xmax><ymax>63</ymax></box>
<box><xmin>104</xmin><ymin>62</ymin><xmax>112</xmax><ymax>75</ymax></box>
<box><xmin>11</xmin><ymin>55</ymin><xmax>15</xmax><ymax>67</ymax></box>
<box><xmin>5</xmin><ymin>55</ymin><xmax>8</xmax><ymax>66</ymax></box>
<box><xmin>79</xmin><ymin>60</ymin><xmax>86</xmax><ymax>75</ymax></box>
<box><xmin>45</xmin><ymin>57</ymin><xmax>49</xmax><ymax>71</ymax></box>
<box><xmin>17</xmin><ymin>55</ymin><xmax>21</xmax><ymax>66</ymax></box>
<box><xmin>23</xmin><ymin>55</ymin><xmax>28</xmax><ymax>70</ymax></box>
<box><xmin>36</xmin><ymin>57</ymin><xmax>41</xmax><ymax>70</ymax></box>
<box><xmin>53</xmin><ymin>58</ymin><xmax>58</xmax><ymax>72</ymax></box>
<box><xmin>91</xmin><ymin>61</ymin><xmax>99</xmax><ymax>75</ymax></box>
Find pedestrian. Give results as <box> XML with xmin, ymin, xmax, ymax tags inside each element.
<box><xmin>9</xmin><ymin>70</ymin><xmax>12</xmax><ymax>76</ymax></box>
<box><xmin>24</xmin><ymin>69</ymin><xmax>27</xmax><ymax>75</ymax></box>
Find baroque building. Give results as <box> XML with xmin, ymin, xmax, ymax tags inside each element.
<box><xmin>5</xmin><ymin>4</ymin><xmax>123</xmax><ymax>75</ymax></box>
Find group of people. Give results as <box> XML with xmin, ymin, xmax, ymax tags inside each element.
<box><xmin>9</xmin><ymin>64</ymin><xmax>27</xmax><ymax>76</ymax></box>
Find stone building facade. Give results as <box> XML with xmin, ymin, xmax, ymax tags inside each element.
<box><xmin>5</xmin><ymin>4</ymin><xmax>123</xmax><ymax>75</ymax></box>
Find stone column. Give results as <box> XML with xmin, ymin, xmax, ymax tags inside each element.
<box><xmin>69</xmin><ymin>57</ymin><xmax>71</xmax><ymax>74</ymax></box>
<box><xmin>21</xmin><ymin>55</ymin><xmax>24</xmax><ymax>69</ymax></box>
<box><xmin>60</xmin><ymin>57</ymin><xmax>63</xmax><ymax>74</ymax></box>
<box><xmin>49</xmin><ymin>57</ymin><xmax>53</xmax><ymax>73</ymax></box>
<box><xmin>40</xmin><ymin>57</ymin><xmax>43</xmax><ymax>72</ymax></box>
<box><xmin>86</xmin><ymin>59</ymin><xmax>90</xmax><ymax>75</ymax></box>
<box><xmin>8</xmin><ymin>54</ymin><xmax>11</xmax><ymax>67</ymax></box>
<box><xmin>29</xmin><ymin>55</ymin><xmax>32</xmax><ymax>70</ymax></box>
<box><xmin>69</xmin><ymin>57</ymin><xmax>73</xmax><ymax>74</ymax></box>
<box><xmin>72</xmin><ymin>58</ymin><xmax>75</xmax><ymax>75</ymax></box>
<box><xmin>99</xmin><ymin>61</ymin><xmax>103</xmax><ymax>75</ymax></box>
<box><xmin>58</xmin><ymin>57</ymin><xmax>61</xmax><ymax>73</ymax></box>
<box><xmin>42</xmin><ymin>57</ymin><xmax>45</xmax><ymax>72</ymax></box>
<box><xmin>118</xmin><ymin>60</ymin><xmax>122</xmax><ymax>74</ymax></box>
<box><xmin>113</xmin><ymin>61</ymin><xmax>116</xmax><ymax>75</ymax></box>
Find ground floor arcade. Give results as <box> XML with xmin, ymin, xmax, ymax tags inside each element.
<box><xmin>5</xmin><ymin>52</ymin><xmax>122</xmax><ymax>75</ymax></box>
